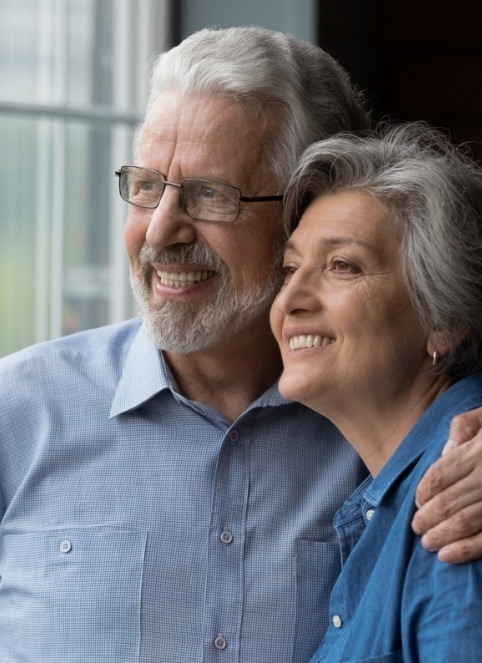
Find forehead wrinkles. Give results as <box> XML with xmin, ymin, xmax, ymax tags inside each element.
<box><xmin>185</xmin><ymin>100</ymin><xmax>271</xmax><ymax>182</ymax></box>
<box><xmin>139</xmin><ymin>94</ymin><xmax>273</xmax><ymax>185</ymax></box>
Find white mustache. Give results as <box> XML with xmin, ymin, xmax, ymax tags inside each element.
<box><xmin>138</xmin><ymin>242</ymin><xmax>226</xmax><ymax>275</ymax></box>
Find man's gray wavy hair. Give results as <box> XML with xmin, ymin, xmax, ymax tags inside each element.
<box><xmin>133</xmin><ymin>26</ymin><xmax>370</xmax><ymax>189</ymax></box>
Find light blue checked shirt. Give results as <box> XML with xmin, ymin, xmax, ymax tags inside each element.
<box><xmin>0</xmin><ymin>318</ymin><xmax>365</xmax><ymax>663</ymax></box>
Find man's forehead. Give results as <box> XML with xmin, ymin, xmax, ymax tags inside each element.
<box><xmin>137</xmin><ymin>92</ymin><xmax>274</xmax><ymax>186</ymax></box>
<box><xmin>143</xmin><ymin>92</ymin><xmax>262</xmax><ymax>141</ymax></box>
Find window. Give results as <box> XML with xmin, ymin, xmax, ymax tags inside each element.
<box><xmin>0</xmin><ymin>0</ymin><xmax>172</xmax><ymax>356</ymax></box>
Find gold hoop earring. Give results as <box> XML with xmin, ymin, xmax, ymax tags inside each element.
<box><xmin>432</xmin><ymin>351</ymin><xmax>438</xmax><ymax>366</ymax></box>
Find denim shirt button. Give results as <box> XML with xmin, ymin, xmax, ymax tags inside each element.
<box><xmin>332</xmin><ymin>614</ymin><xmax>343</xmax><ymax>628</ymax></box>
<box><xmin>366</xmin><ymin>509</ymin><xmax>375</xmax><ymax>521</ymax></box>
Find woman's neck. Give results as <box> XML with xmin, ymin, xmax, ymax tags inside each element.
<box><xmin>321</xmin><ymin>375</ymin><xmax>453</xmax><ymax>476</ymax></box>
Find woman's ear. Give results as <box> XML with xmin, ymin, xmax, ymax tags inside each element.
<box><xmin>426</xmin><ymin>330</ymin><xmax>452</xmax><ymax>361</ymax></box>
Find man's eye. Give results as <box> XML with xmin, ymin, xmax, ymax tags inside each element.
<box><xmin>199</xmin><ymin>185</ymin><xmax>218</xmax><ymax>199</ymax></box>
<box><xmin>139</xmin><ymin>180</ymin><xmax>157</xmax><ymax>191</ymax></box>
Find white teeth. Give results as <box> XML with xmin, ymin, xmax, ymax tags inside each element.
<box><xmin>156</xmin><ymin>269</ymin><xmax>214</xmax><ymax>288</ymax></box>
<box><xmin>289</xmin><ymin>335</ymin><xmax>335</xmax><ymax>350</ymax></box>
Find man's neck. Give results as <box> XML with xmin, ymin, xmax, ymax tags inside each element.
<box><xmin>164</xmin><ymin>325</ymin><xmax>282</xmax><ymax>423</ymax></box>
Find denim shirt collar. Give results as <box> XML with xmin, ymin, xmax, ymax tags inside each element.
<box><xmin>335</xmin><ymin>373</ymin><xmax>482</xmax><ymax>527</ymax></box>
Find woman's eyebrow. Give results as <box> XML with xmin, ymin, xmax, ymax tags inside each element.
<box><xmin>284</xmin><ymin>235</ymin><xmax>377</xmax><ymax>254</ymax></box>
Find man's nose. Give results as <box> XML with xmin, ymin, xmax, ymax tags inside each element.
<box><xmin>145</xmin><ymin>185</ymin><xmax>197</xmax><ymax>249</ymax></box>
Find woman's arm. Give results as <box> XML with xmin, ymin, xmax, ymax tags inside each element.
<box><xmin>412</xmin><ymin>407</ymin><xmax>482</xmax><ymax>562</ymax></box>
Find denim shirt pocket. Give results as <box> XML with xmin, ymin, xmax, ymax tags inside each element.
<box><xmin>1</xmin><ymin>527</ymin><xmax>147</xmax><ymax>662</ymax></box>
<box><xmin>292</xmin><ymin>539</ymin><xmax>341</xmax><ymax>663</ymax></box>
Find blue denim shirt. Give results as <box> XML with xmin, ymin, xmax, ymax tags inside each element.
<box><xmin>0</xmin><ymin>318</ymin><xmax>365</xmax><ymax>663</ymax></box>
<box><xmin>309</xmin><ymin>373</ymin><xmax>482</xmax><ymax>663</ymax></box>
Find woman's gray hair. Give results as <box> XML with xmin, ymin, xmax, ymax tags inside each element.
<box><xmin>134</xmin><ymin>26</ymin><xmax>369</xmax><ymax>187</ymax></box>
<box><xmin>283</xmin><ymin>122</ymin><xmax>482</xmax><ymax>379</ymax></box>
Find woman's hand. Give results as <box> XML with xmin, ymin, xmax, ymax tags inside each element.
<box><xmin>412</xmin><ymin>407</ymin><xmax>482</xmax><ymax>562</ymax></box>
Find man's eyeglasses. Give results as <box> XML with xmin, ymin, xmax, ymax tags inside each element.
<box><xmin>115</xmin><ymin>165</ymin><xmax>283</xmax><ymax>223</ymax></box>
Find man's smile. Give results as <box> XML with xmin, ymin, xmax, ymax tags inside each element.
<box><xmin>155</xmin><ymin>269</ymin><xmax>217</xmax><ymax>288</ymax></box>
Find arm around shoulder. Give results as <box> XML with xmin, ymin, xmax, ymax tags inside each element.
<box><xmin>412</xmin><ymin>406</ymin><xmax>482</xmax><ymax>563</ymax></box>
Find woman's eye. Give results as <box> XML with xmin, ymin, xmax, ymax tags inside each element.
<box><xmin>330</xmin><ymin>259</ymin><xmax>358</xmax><ymax>274</ymax></box>
<box><xmin>281</xmin><ymin>265</ymin><xmax>297</xmax><ymax>282</ymax></box>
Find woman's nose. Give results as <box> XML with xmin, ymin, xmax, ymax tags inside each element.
<box><xmin>274</xmin><ymin>272</ymin><xmax>320</xmax><ymax>316</ymax></box>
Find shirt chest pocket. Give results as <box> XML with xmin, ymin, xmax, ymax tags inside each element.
<box><xmin>1</xmin><ymin>527</ymin><xmax>147</xmax><ymax>663</ymax></box>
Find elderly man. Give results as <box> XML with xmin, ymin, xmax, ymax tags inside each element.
<box><xmin>1</xmin><ymin>27</ymin><xmax>482</xmax><ymax>663</ymax></box>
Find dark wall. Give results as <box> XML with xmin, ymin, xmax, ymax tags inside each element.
<box><xmin>317</xmin><ymin>0</ymin><xmax>482</xmax><ymax>159</ymax></box>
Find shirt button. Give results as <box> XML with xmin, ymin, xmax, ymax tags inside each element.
<box><xmin>366</xmin><ymin>509</ymin><xmax>375</xmax><ymax>521</ymax></box>
<box><xmin>220</xmin><ymin>530</ymin><xmax>233</xmax><ymax>544</ymax></box>
<box><xmin>229</xmin><ymin>429</ymin><xmax>239</xmax><ymax>442</ymax></box>
<box><xmin>60</xmin><ymin>540</ymin><xmax>72</xmax><ymax>553</ymax></box>
<box><xmin>332</xmin><ymin>614</ymin><xmax>343</xmax><ymax>628</ymax></box>
<box><xmin>214</xmin><ymin>635</ymin><xmax>227</xmax><ymax>650</ymax></box>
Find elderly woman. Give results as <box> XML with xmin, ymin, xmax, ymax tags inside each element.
<box><xmin>270</xmin><ymin>123</ymin><xmax>482</xmax><ymax>662</ymax></box>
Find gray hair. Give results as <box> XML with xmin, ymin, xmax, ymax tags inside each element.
<box><xmin>134</xmin><ymin>26</ymin><xmax>370</xmax><ymax>187</ymax></box>
<box><xmin>282</xmin><ymin>122</ymin><xmax>482</xmax><ymax>378</ymax></box>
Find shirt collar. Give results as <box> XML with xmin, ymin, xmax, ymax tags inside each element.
<box><xmin>110</xmin><ymin>325</ymin><xmax>291</xmax><ymax>418</ymax></box>
<box><xmin>109</xmin><ymin>325</ymin><xmax>171</xmax><ymax>418</ymax></box>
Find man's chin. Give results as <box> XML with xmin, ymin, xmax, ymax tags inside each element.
<box><xmin>142</xmin><ymin>310</ymin><xmax>219</xmax><ymax>354</ymax></box>
<box><xmin>132</xmin><ymin>268</ymin><xmax>281</xmax><ymax>354</ymax></box>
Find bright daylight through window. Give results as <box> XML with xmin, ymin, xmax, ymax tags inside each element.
<box><xmin>0</xmin><ymin>0</ymin><xmax>171</xmax><ymax>356</ymax></box>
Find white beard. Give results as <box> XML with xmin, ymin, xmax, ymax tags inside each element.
<box><xmin>130</xmin><ymin>242</ymin><xmax>282</xmax><ymax>354</ymax></box>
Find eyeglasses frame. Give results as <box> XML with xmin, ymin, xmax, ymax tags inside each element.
<box><xmin>115</xmin><ymin>165</ymin><xmax>283</xmax><ymax>222</ymax></box>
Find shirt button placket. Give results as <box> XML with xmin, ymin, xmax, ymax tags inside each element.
<box><xmin>205</xmin><ymin>425</ymin><xmax>247</xmax><ymax>661</ymax></box>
